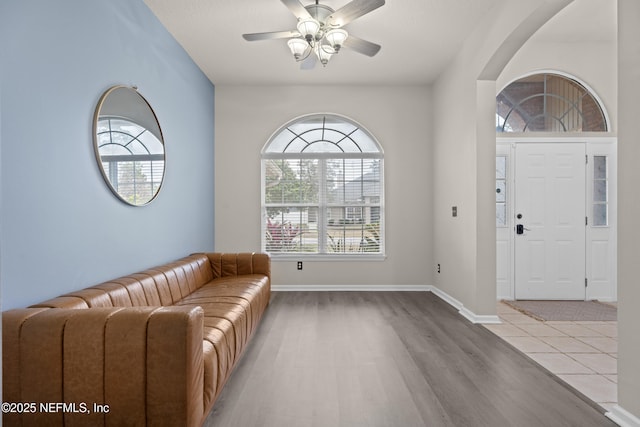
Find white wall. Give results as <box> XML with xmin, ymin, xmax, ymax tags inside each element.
<box><xmin>432</xmin><ymin>63</ymin><xmax>482</xmax><ymax>306</ymax></box>
<box><xmin>431</xmin><ymin>0</ymin><xmax>574</xmax><ymax>315</ymax></box>
<box><xmin>214</xmin><ymin>85</ymin><xmax>433</xmax><ymax>288</ymax></box>
<box><xmin>615</xmin><ymin>0</ymin><xmax>640</xmax><ymax>421</ymax></box>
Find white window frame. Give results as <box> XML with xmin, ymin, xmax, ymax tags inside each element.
<box><xmin>261</xmin><ymin>113</ymin><xmax>385</xmax><ymax>261</ymax></box>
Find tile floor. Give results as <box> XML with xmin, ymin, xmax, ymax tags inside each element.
<box><xmin>485</xmin><ymin>302</ymin><xmax>618</xmax><ymax>412</ymax></box>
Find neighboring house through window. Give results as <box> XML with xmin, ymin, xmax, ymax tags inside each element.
<box><xmin>261</xmin><ymin>114</ymin><xmax>384</xmax><ymax>258</ymax></box>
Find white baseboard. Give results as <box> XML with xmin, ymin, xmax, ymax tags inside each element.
<box><xmin>427</xmin><ymin>285</ymin><xmax>501</xmax><ymax>324</ymax></box>
<box><xmin>427</xmin><ymin>285</ymin><xmax>463</xmax><ymax>310</ymax></box>
<box><xmin>271</xmin><ymin>284</ymin><xmax>430</xmax><ymax>292</ymax></box>
<box><xmin>594</xmin><ymin>297</ymin><xmax>618</xmax><ymax>303</ymax></box>
<box><xmin>271</xmin><ymin>284</ymin><xmax>501</xmax><ymax>324</ymax></box>
<box><xmin>606</xmin><ymin>405</ymin><xmax>640</xmax><ymax>427</ymax></box>
<box><xmin>459</xmin><ymin>307</ymin><xmax>503</xmax><ymax>324</ymax></box>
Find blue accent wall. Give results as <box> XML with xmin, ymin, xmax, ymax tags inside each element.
<box><xmin>0</xmin><ymin>0</ymin><xmax>215</xmax><ymax>310</ymax></box>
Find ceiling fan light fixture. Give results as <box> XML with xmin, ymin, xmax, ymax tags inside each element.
<box><xmin>324</xmin><ymin>29</ymin><xmax>348</xmax><ymax>52</ymax></box>
<box><xmin>287</xmin><ymin>38</ymin><xmax>309</xmax><ymax>60</ymax></box>
<box><xmin>242</xmin><ymin>0</ymin><xmax>385</xmax><ymax>69</ymax></box>
<box><xmin>296</xmin><ymin>18</ymin><xmax>320</xmax><ymax>43</ymax></box>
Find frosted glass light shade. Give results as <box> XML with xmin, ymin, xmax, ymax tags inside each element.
<box><xmin>297</xmin><ymin>18</ymin><xmax>320</xmax><ymax>41</ymax></box>
<box><xmin>316</xmin><ymin>45</ymin><xmax>333</xmax><ymax>65</ymax></box>
<box><xmin>325</xmin><ymin>29</ymin><xmax>348</xmax><ymax>51</ymax></box>
<box><xmin>287</xmin><ymin>38</ymin><xmax>309</xmax><ymax>60</ymax></box>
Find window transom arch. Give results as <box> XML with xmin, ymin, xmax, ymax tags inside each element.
<box><xmin>496</xmin><ymin>72</ymin><xmax>608</xmax><ymax>133</ymax></box>
<box><xmin>261</xmin><ymin>113</ymin><xmax>384</xmax><ymax>258</ymax></box>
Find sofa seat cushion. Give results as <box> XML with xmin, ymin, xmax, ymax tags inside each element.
<box><xmin>179</xmin><ymin>296</ymin><xmax>254</xmax><ymax>338</ymax></box>
<box><xmin>201</xmin><ymin>319</ymin><xmax>232</xmax><ymax>391</ymax></box>
<box><xmin>182</xmin><ymin>275</ymin><xmax>269</xmax><ymax>322</ymax></box>
<box><xmin>202</xmin><ymin>340</ymin><xmax>218</xmax><ymax>412</ymax></box>
<box><xmin>183</xmin><ymin>304</ymin><xmax>247</xmax><ymax>362</ymax></box>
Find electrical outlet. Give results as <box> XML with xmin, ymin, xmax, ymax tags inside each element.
<box><xmin>297</xmin><ymin>261</ymin><xmax>303</xmax><ymax>270</ymax></box>
<box><xmin>437</xmin><ymin>263</ymin><xmax>441</xmax><ymax>273</ymax></box>
<box><xmin>452</xmin><ymin>206</ymin><xmax>458</xmax><ymax>217</ymax></box>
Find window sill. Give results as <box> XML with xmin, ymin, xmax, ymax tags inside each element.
<box><xmin>269</xmin><ymin>254</ymin><xmax>387</xmax><ymax>262</ymax></box>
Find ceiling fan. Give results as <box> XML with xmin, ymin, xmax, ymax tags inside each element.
<box><xmin>242</xmin><ymin>0</ymin><xmax>385</xmax><ymax>68</ymax></box>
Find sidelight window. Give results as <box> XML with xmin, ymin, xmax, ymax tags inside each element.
<box><xmin>593</xmin><ymin>156</ymin><xmax>608</xmax><ymax>226</ymax></box>
<box><xmin>496</xmin><ymin>156</ymin><xmax>507</xmax><ymax>227</ymax></box>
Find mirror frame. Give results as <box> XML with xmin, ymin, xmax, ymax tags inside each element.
<box><xmin>92</xmin><ymin>85</ymin><xmax>166</xmax><ymax>206</ymax></box>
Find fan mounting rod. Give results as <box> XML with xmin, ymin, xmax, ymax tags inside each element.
<box><xmin>304</xmin><ymin>2</ymin><xmax>335</xmax><ymax>26</ymax></box>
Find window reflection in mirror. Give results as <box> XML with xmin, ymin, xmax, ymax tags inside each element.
<box><xmin>93</xmin><ymin>86</ymin><xmax>165</xmax><ymax>206</ymax></box>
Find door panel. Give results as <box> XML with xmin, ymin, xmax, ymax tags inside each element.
<box><xmin>515</xmin><ymin>143</ymin><xmax>586</xmax><ymax>300</ymax></box>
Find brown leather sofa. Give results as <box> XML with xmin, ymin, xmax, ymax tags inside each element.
<box><xmin>2</xmin><ymin>252</ymin><xmax>270</xmax><ymax>427</ymax></box>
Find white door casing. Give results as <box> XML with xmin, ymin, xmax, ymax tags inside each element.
<box><xmin>514</xmin><ymin>143</ymin><xmax>586</xmax><ymax>300</ymax></box>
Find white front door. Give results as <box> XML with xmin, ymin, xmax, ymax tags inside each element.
<box><xmin>514</xmin><ymin>143</ymin><xmax>586</xmax><ymax>300</ymax></box>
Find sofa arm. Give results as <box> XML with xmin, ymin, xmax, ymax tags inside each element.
<box><xmin>204</xmin><ymin>252</ymin><xmax>270</xmax><ymax>279</ymax></box>
<box><xmin>3</xmin><ymin>306</ymin><xmax>204</xmax><ymax>427</ymax></box>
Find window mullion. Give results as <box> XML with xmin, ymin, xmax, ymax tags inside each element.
<box><xmin>318</xmin><ymin>159</ymin><xmax>327</xmax><ymax>254</ymax></box>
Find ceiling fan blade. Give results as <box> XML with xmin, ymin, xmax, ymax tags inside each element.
<box><xmin>343</xmin><ymin>35</ymin><xmax>381</xmax><ymax>57</ymax></box>
<box><xmin>327</xmin><ymin>0</ymin><xmax>385</xmax><ymax>27</ymax></box>
<box><xmin>300</xmin><ymin>53</ymin><xmax>318</xmax><ymax>70</ymax></box>
<box><xmin>243</xmin><ymin>30</ymin><xmax>300</xmax><ymax>41</ymax></box>
<box><xmin>281</xmin><ymin>0</ymin><xmax>312</xmax><ymax>20</ymax></box>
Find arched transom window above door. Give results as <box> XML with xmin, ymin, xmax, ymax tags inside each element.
<box><xmin>261</xmin><ymin>114</ymin><xmax>384</xmax><ymax>259</ymax></box>
<box><xmin>496</xmin><ymin>73</ymin><xmax>608</xmax><ymax>133</ymax></box>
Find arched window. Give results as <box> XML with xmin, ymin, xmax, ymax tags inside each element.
<box><xmin>496</xmin><ymin>73</ymin><xmax>607</xmax><ymax>132</ymax></box>
<box><xmin>261</xmin><ymin>114</ymin><xmax>384</xmax><ymax>258</ymax></box>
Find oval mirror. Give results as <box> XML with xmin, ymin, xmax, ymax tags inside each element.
<box><xmin>93</xmin><ymin>85</ymin><xmax>165</xmax><ymax>206</ymax></box>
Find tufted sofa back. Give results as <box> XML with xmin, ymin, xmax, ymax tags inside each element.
<box><xmin>31</xmin><ymin>254</ymin><xmax>215</xmax><ymax>309</ymax></box>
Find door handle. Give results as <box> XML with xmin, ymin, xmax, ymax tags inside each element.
<box><xmin>516</xmin><ymin>224</ymin><xmax>531</xmax><ymax>235</ymax></box>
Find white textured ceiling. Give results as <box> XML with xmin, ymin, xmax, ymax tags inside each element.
<box><xmin>143</xmin><ymin>0</ymin><xmax>616</xmax><ymax>86</ymax></box>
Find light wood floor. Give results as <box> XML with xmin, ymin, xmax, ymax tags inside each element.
<box><xmin>205</xmin><ymin>292</ymin><xmax>615</xmax><ymax>427</ymax></box>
